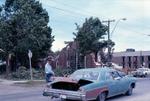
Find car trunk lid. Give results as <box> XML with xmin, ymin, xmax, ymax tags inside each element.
<box><xmin>51</xmin><ymin>78</ymin><xmax>93</xmax><ymax>91</ymax></box>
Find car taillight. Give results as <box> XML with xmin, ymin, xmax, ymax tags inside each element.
<box><xmin>44</xmin><ymin>84</ymin><xmax>51</xmax><ymax>92</ymax></box>
<box><xmin>78</xmin><ymin>87</ymin><xmax>85</xmax><ymax>92</ymax></box>
<box><xmin>46</xmin><ymin>83</ymin><xmax>52</xmax><ymax>88</ymax></box>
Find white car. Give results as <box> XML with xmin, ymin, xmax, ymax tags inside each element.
<box><xmin>132</xmin><ymin>68</ymin><xmax>150</xmax><ymax>77</ymax></box>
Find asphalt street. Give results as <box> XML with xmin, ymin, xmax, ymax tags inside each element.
<box><xmin>0</xmin><ymin>78</ymin><xmax>150</xmax><ymax>101</ymax></box>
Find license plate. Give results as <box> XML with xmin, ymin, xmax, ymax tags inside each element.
<box><xmin>60</xmin><ymin>95</ymin><xmax>67</xmax><ymax>99</ymax></box>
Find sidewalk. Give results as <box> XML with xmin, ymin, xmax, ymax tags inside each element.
<box><xmin>0</xmin><ymin>79</ymin><xmax>16</xmax><ymax>85</ymax></box>
<box><xmin>0</xmin><ymin>79</ymin><xmax>45</xmax><ymax>85</ymax></box>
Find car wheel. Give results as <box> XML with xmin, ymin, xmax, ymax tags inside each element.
<box><xmin>97</xmin><ymin>92</ymin><xmax>106</xmax><ymax>101</ymax></box>
<box><xmin>145</xmin><ymin>73</ymin><xmax>147</xmax><ymax>77</ymax></box>
<box><xmin>126</xmin><ymin>86</ymin><xmax>133</xmax><ymax>96</ymax></box>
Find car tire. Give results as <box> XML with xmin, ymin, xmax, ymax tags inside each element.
<box><xmin>97</xmin><ymin>92</ymin><xmax>106</xmax><ymax>101</ymax></box>
<box><xmin>60</xmin><ymin>99</ymin><xmax>66</xmax><ymax>101</ymax></box>
<box><xmin>126</xmin><ymin>85</ymin><xmax>133</xmax><ymax>96</ymax></box>
<box><xmin>145</xmin><ymin>73</ymin><xmax>147</xmax><ymax>77</ymax></box>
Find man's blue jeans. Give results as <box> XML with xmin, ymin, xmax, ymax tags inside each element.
<box><xmin>46</xmin><ymin>73</ymin><xmax>53</xmax><ymax>83</ymax></box>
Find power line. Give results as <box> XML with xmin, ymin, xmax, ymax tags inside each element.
<box><xmin>115</xmin><ymin>27</ymin><xmax>150</xmax><ymax>37</ymax></box>
<box><xmin>121</xmin><ymin>21</ymin><xmax>150</xmax><ymax>34</ymax></box>
<box><xmin>127</xmin><ymin>29</ymin><xmax>150</xmax><ymax>36</ymax></box>
<box><xmin>48</xmin><ymin>5</ymin><xmax>84</xmax><ymax>16</ymax></box>
<box><xmin>51</xmin><ymin>0</ymin><xmax>78</xmax><ymax>9</ymax></box>
<box><xmin>44</xmin><ymin>4</ymin><xmax>87</xmax><ymax>22</ymax></box>
<box><xmin>132</xmin><ymin>21</ymin><xmax>150</xmax><ymax>29</ymax></box>
<box><xmin>40</xmin><ymin>0</ymin><xmax>106</xmax><ymax>19</ymax></box>
<box><xmin>44</xmin><ymin>3</ymin><xmax>92</xmax><ymax>17</ymax></box>
<box><xmin>38</xmin><ymin>0</ymin><xmax>87</xmax><ymax>18</ymax></box>
<box><xmin>50</xmin><ymin>0</ymin><xmax>101</xmax><ymax>18</ymax></box>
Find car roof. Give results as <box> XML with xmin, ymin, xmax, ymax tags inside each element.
<box><xmin>75</xmin><ymin>67</ymin><xmax>115</xmax><ymax>73</ymax></box>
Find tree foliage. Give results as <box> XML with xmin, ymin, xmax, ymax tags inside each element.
<box><xmin>74</xmin><ymin>17</ymin><xmax>115</xmax><ymax>63</ymax></box>
<box><xmin>0</xmin><ymin>0</ymin><xmax>54</xmax><ymax>68</ymax></box>
<box><xmin>74</xmin><ymin>17</ymin><xmax>108</xmax><ymax>55</ymax></box>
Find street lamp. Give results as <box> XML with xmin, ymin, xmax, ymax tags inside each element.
<box><xmin>102</xmin><ymin>18</ymin><xmax>126</xmax><ymax>63</ymax></box>
<box><xmin>110</xmin><ymin>18</ymin><xmax>126</xmax><ymax>36</ymax></box>
<box><xmin>28</xmin><ymin>50</ymin><xmax>33</xmax><ymax>80</ymax></box>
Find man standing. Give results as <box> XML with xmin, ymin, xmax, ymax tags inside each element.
<box><xmin>45</xmin><ymin>56</ymin><xmax>54</xmax><ymax>83</ymax></box>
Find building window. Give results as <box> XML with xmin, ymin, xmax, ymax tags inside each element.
<box><xmin>140</xmin><ymin>56</ymin><xmax>144</xmax><ymax>64</ymax></box>
<box><xmin>133</xmin><ymin>56</ymin><xmax>137</xmax><ymax>69</ymax></box>
<box><xmin>122</xmin><ymin>56</ymin><xmax>125</xmax><ymax>68</ymax></box>
<box><xmin>128</xmin><ymin>57</ymin><xmax>131</xmax><ymax>68</ymax></box>
<box><xmin>148</xmin><ymin>56</ymin><xmax>150</xmax><ymax>61</ymax></box>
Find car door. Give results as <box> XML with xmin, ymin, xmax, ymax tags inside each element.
<box><xmin>105</xmin><ymin>71</ymin><xmax>121</xmax><ymax>97</ymax></box>
<box><xmin>117</xmin><ymin>71</ymin><xmax>129</xmax><ymax>93</ymax></box>
<box><xmin>111</xmin><ymin>71</ymin><xmax>124</xmax><ymax>94</ymax></box>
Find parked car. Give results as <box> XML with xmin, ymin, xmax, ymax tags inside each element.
<box><xmin>43</xmin><ymin>67</ymin><xmax>136</xmax><ymax>101</ymax></box>
<box><xmin>131</xmin><ymin>67</ymin><xmax>150</xmax><ymax>77</ymax></box>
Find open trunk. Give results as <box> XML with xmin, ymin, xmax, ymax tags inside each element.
<box><xmin>51</xmin><ymin>79</ymin><xmax>93</xmax><ymax>91</ymax></box>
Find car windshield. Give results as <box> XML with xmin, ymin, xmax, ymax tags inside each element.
<box><xmin>70</xmin><ymin>70</ymin><xmax>99</xmax><ymax>81</ymax></box>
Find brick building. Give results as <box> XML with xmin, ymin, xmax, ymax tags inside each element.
<box><xmin>54</xmin><ymin>41</ymin><xmax>100</xmax><ymax>69</ymax></box>
<box><xmin>112</xmin><ymin>50</ymin><xmax>150</xmax><ymax>70</ymax></box>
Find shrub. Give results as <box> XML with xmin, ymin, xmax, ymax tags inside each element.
<box><xmin>9</xmin><ymin>66</ymin><xmax>45</xmax><ymax>80</ymax></box>
<box><xmin>7</xmin><ymin>66</ymin><xmax>76</xmax><ymax>80</ymax></box>
<box><xmin>10</xmin><ymin>66</ymin><xmax>30</xmax><ymax>80</ymax></box>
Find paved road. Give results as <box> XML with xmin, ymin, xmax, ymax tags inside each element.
<box><xmin>0</xmin><ymin>78</ymin><xmax>150</xmax><ymax>101</ymax></box>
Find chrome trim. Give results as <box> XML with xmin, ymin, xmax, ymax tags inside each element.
<box><xmin>43</xmin><ymin>89</ymin><xmax>86</xmax><ymax>100</ymax></box>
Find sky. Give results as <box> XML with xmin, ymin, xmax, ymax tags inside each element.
<box><xmin>1</xmin><ymin>0</ymin><xmax>150</xmax><ymax>52</ymax></box>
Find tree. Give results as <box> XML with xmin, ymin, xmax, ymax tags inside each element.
<box><xmin>74</xmin><ymin>17</ymin><xmax>114</xmax><ymax>67</ymax></box>
<box><xmin>0</xmin><ymin>0</ymin><xmax>54</xmax><ymax>74</ymax></box>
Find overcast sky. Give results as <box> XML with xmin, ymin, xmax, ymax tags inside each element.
<box><xmin>1</xmin><ymin>0</ymin><xmax>150</xmax><ymax>52</ymax></box>
<box><xmin>38</xmin><ymin>0</ymin><xmax>150</xmax><ymax>52</ymax></box>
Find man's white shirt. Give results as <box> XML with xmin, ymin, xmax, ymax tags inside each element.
<box><xmin>45</xmin><ymin>63</ymin><xmax>54</xmax><ymax>74</ymax></box>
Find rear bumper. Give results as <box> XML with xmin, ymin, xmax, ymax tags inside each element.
<box><xmin>43</xmin><ymin>89</ymin><xmax>86</xmax><ymax>101</ymax></box>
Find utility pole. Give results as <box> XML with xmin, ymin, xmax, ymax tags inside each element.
<box><xmin>102</xmin><ymin>18</ymin><xmax>126</xmax><ymax>64</ymax></box>
<box><xmin>102</xmin><ymin>19</ymin><xmax>115</xmax><ymax>63</ymax></box>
